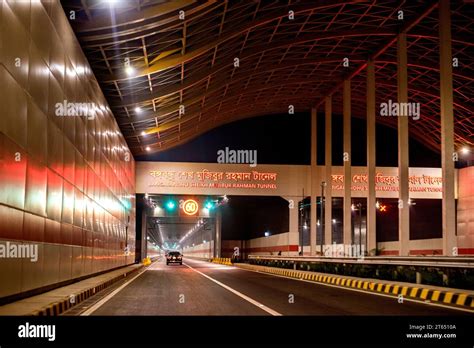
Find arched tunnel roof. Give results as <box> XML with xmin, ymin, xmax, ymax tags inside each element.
<box><xmin>63</xmin><ymin>0</ymin><xmax>474</xmax><ymax>156</ymax></box>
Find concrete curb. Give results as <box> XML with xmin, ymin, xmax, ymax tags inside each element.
<box><xmin>30</xmin><ymin>265</ymin><xmax>143</xmax><ymax>316</ymax></box>
<box><xmin>235</xmin><ymin>263</ymin><xmax>474</xmax><ymax>311</ymax></box>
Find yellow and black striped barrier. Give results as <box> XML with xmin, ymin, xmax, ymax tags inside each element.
<box><xmin>30</xmin><ymin>266</ymin><xmax>143</xmax><ymax>316</ymax></box>
<box><xmin>236</xmin><ymin>263</ymin><xmax>474</xmax><ymax>311</ymax></box>
<box><xmin>211</xmin><ymin>257</ymin><xmax>233</xmax><ymax>266</ymax></box>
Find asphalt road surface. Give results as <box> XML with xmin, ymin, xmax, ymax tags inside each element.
<box><xmin>88</xmin><ymin>258</ymin><xmax>466</xmax><ymax>316</ymax></box>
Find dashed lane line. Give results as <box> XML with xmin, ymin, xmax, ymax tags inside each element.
<box><xmin>184</xmin><ymin>262</ymin><xmax>282</xmax><ymax>316</ymax></box>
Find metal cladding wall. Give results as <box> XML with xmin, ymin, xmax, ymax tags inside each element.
<box><xmin>0</xmin><ymin>1</ymin><xmax>136</xmax><ymax>299</ymax></box>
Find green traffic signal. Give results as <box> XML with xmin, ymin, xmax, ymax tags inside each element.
<box><xmin>165</xmin><ymin>200</ymin><xmax>176</xmax><ymax>211</ymax></box>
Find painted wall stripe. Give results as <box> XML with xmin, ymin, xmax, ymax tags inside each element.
<box><xmin>420</xmin><ymin>288</ymin><xmax>429</xmax><ymax>299</ymax></box>
<box><xmin>456</xmin><ymin>294</ymin><xmax>467</xmax><ymax>306</ymax></box>
<box><xmin>443</xmin><ymin>292</ymin><xmax>453</xmax><ymax>303</ymax></box>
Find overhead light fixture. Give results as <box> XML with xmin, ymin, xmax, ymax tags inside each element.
<box><xmin>461</xmin><ymin>146</ymin><xmax>470</xmax><ymax>155</ymax></box>
<box><xmin>145</xmin><ymin>146</ymin><xmax>150</xmax><ymax>151</ymax></box>
<box><xmin>141</xmin><ymin>131</ymin><xmax>146</xmax><ymax>136</ymax></box>
<box><xmin>125</xmin><ymin>66</ymin><xmax>134</xmax><ymax>76</ymax></box>
<box><xmin>135</xmin><ymin>106</ymin><xmax>142</xmax><ymax>113</ymax></box>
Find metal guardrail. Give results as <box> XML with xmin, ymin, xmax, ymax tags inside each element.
<box><xmin>248</xmin><ymin>255</ymin><xmax>474</xmax><ymax>268</ymax></box>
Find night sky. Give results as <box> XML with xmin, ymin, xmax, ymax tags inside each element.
<box><xmin>136</xmin><ymin>112</ymin><xmax>441</xmax><ymax>168</ymax></box>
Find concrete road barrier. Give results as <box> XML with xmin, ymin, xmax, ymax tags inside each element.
<box><xmin>235</xmin><ymin>263</ymin><xmax>474</xmax><ymax>311</ymax></box>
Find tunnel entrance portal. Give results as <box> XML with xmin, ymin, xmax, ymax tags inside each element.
<box><xmin>138</xmin><ymin>195</ymin><xmax>227</xmax><ymax>261</ymax></box>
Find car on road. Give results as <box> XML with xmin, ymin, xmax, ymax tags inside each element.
<box><xmin>166</xmin><ymin>251</ymin><xmax>183</xmax><ymax>265</ymax></box>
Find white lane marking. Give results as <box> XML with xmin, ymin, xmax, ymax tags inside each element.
<box><xmin>237</xmin><ymin>267</ymin><xmax>474</xmax><ymax>314</ymax></box>
<box><xmin>80</xmin><ymin>267</ymin><xmax>149</xmax><ymax>316</ymax></box>
<box><xmin>184</xmin><ymin>262</ymin><xmax>282</xmax><ymax>316</ymax></box>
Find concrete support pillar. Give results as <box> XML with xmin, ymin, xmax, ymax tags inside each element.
<box><xmin>456</xmin><ymin>167</ymin><xmax>474</xmax><ymax>254</ymax></box>
<box><xmin>343</xmin><ymin>80</ymin><xmax>352</xmax><ymax>249</ymax></box>
<box><xmin>366</xmin><ymin>60</ymin><xmax>377</xmax><ymax>255</ymax></box>
<box><xmin>324</xmin><ymin>96</ymin><xmax>332</xmax><ymax>246</ymax></box>
<box><xmin>141</xmin><ymin>210</ymin><xmax>147</xmax><ymax>260</ymax></box>
<box><xmin>439</xmin><ymin>0</ymin><xmax>457</xmax><ymax>256</ymax></box>
<box><xmin>398</xmin><ymin>32</ymin><xmax>410</xmax><ymax>256</ymax></box>
<box><xmin>215</xmin><ymin>210</ymin><xmax>222</xmax><ymax>258</ymax></box>
<box><xmin>310</xmin><ymin>107</ymin><xmax>318</xmax><ymax>255</ymax></box>
<box><xmin>287</xmin><ymin>196</ymin><xmax>300</xmax><ymax>256</ymax></box>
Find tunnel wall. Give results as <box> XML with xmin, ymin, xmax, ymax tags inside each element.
<box><xmin>183</xmin><ymin>241</ymin><xmax>214</xmax><ymax>259</ymax></box>
<box><xmin>0</xmin><ymin>0</ymin><xmax>135</xmax><ymax>299</ymax></box>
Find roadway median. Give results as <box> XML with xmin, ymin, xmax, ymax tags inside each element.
<box><xmin>233</xmin><ymin>262</ymin><xmax>474</xmax><ymax>311</ymax></box>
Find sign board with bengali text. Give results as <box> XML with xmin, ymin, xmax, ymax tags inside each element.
<box><xmin>136</xmin><ymin>162</ymin><xmax>457</xmax><ymax>199</ymax></box>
